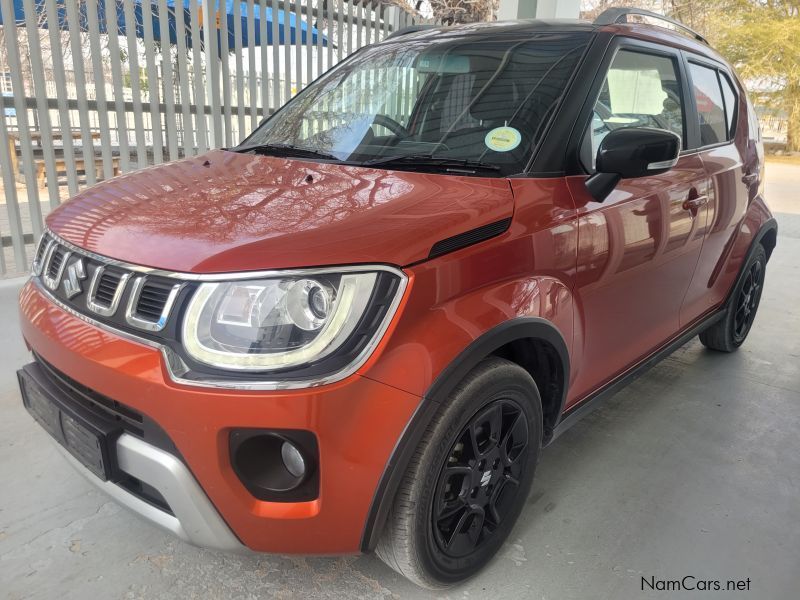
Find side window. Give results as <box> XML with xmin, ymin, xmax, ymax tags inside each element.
<box><xmin>719</xmin><ymin>72</ymin><xmax>738</xmax><ymax>139</ymax></box>
<box><xmin>583</xmin><ymin>49</ymin><xmax>684</xmax><ymax>171</ymax></box>
<box><xmin>746</xmin><ymin>95</ymin><xmax>761</xmax><ymax>142</ymax></box>
<box><xmin>688</xmin><ymin>63</ymin><xmax>727</xmax><ymax>146</ymax></box>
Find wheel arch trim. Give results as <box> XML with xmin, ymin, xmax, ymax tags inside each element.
<box><xmin>727</xmin><ymin>216</ymin><xmax>777</xmax><ymax>305</ymax></box>
<box><xmin>754</xmin><ymin>217</ymin><xmax>778</xmax><ymax>262</ymax></box>
<box><xmin>360</xmin><ymin>317</ymin><xmax>570</xmax><ymax>552</ymax></box>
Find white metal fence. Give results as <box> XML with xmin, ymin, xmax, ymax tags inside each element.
<box><xmin>0</xmin><ymin>0</ymin><xmax>422</xmax><ymax>276</ymax></box>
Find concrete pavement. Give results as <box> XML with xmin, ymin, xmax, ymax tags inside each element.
<box><xmin>1</xmin><ymin>164</ymin><xmax>798</xmax><ymax>599</ymax></box>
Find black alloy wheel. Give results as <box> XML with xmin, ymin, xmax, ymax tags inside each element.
<box><xmin>376</xmin><ymin>357</ymin><xmax>542</xmax><ymax>589</ymax></box>
<box><xmin>733</xmin><ymin>259</ymin><xmax>764</xmax><ymax>343</ymax></box>
<box><xmin>699</xmin><ymin>243</ymin><xmax>767</xmax><ymax>352</ymax></box>
<box><xmin>432</xmin><ymin>399</ymin><xmax>530</xmax><ymax>559</ymax></box>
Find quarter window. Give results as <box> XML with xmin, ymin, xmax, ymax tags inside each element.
<box><xmin>583</xmin><ymin>49</ymin><xmax>684</xmax><ymax>171</ymax></box>
<box><xmin>719</xmin><ymin>72</ymin><xmax>738</xmax><ymax>139</ymax></box>
<box><xmin>688</xmin><ymin>63</ymin><xmax>727</xmax><ymax>146</ymax></box>
<box><xmin>746</xmin><ymin>95</ymin><xmax>761</xmax><ymax>141</ymax></box>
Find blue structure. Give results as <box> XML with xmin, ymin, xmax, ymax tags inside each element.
<box><xmin>0</xmin><ymin>0</ymin><xmax>326</xmax><ymax>48</ymax></box>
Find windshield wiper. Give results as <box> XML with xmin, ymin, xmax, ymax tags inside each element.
<box><xmin>232</xmin><ymin>143</ymin><xmax>339</xmax><ymax>161</ymax></box>
<box><xmin>361</xmin><ymin>154</ymin><xmax>501</xmax><ymax>174</ymax></box>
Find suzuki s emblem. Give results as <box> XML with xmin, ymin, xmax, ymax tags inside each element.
<box><xmin>63</xmin><ymin>258</ymin><xmax>87</xmax><ymax>299</ymax></box>
<box><xmin>480</xmin><ymin>471</ymin><xmax>492</xmax><ymax>487</ymax></box>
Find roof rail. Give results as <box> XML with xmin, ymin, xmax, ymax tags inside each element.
<box><xmin>385</xmin><ymin>24</ymin><xmax>438</xmax><ymax>40</ymax></box>
<box><xmin>594</xmin><ymin>7</ymin><xmax>708</xmax><ymax>45</ymax></box>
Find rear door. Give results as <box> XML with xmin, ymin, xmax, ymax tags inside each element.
<box><xmin>567</xmin><ymin>40</ymin><xmax>712</xmax><ymax>403</ymax></box>
<box><xmin>679</xmin><ymin>57</ymin><xmax>752</xmax><ymax>324</ymax></box>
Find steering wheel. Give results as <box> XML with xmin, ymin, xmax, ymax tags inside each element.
<box><xmin>372</xmin><ymin>114</ymin><xmax>409</xmax><ymax>138</ymax></box>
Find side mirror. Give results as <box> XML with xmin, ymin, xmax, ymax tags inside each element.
<box><xmin>585</xmin><ymin>127</ymin><xmax>681</xmax><ymax>202</ymax></box>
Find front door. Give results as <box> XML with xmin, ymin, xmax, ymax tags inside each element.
<box><xmin>567</xmin><ymin>44</ymin><xmax>711</xmax><ymax>404</ymax></box>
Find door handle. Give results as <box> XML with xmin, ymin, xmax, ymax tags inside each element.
<box><xmin>682</xmin><ymin>195</ymin><xmax>708</xmax><ymax>212</ymax></box>
<box><xmin>742</xmin><ymin>172</ymin><xmax>758</xmax><ymax>185</ymax></box>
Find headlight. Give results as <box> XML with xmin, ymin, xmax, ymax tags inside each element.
<box><xmin>182</xmin><ymin>269</ymin><xmax>405</xmax><ymax>373</ymax></box>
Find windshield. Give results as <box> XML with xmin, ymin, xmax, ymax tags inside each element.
<box><xmin>236</xmin><ymin>32</ymin><xmax>590</xmax><ymax>176</ymax></box>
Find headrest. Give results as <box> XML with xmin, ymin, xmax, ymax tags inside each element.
<box><xmin>469</xmin><ymin>62</ymin><xmax>521</xmax><ymax>123</ymax></box>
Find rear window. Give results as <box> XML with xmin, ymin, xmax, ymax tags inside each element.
<box><xmin>689</xmin><ymin>62</ymin><xmax>727</xmax><ymax>146</ymax></box>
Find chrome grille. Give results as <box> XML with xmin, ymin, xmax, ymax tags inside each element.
<box><xmin>34</xmin><ymin>232</ymin><xmax>185</xmax><ymax>334</ymax></box>
<box><xmin>136</xmin><ymin>280</ymin><xmax>174</xmax><ymax>321</ymax></box>
<box><xmin>33</xmin><ymin>236</ymin><xmax>50</xmax><ymax>269</ymax></box>
<box><xmin>47</xmin><ymin>246</ymin><xmax>66</xmax><ymax>280</ymax></box>
<box><xmin>94</xmin><ymin>269</ymin><xmax>124</xmax><ymax>307</ymax></box>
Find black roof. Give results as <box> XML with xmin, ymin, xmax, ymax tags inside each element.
<box><xmin>384</xmin><ymin>15</ymin><xmax>714</xmax><ymax>56</ymax></box>
<box><xmin>385</xmin><ymin>19</ymin><xmax>598</xmax><ymax>42</ymax></box>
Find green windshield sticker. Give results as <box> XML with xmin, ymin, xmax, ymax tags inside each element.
<box><xmin>485</xmin><ymin>127</ymin><xmax>521</xmax><ymax>152</ymax></box>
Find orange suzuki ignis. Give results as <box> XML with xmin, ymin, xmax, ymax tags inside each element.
<box><xmin>17</xmin><ymin>10</ymin><xmax>776</xmax><ymax>588</ymax></box>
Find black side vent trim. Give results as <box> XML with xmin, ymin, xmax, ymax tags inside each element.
<box><xmin>428</xmin><ymin>218</ymin><xmax>512</xmax><ymax>259</ymax></box>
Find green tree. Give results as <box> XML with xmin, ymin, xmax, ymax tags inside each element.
<box><xmin>706</xmin><ymin>1</ymin><xmax>800</xmax><ymax>151</ymax></box>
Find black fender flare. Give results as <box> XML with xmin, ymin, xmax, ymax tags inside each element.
<box><xmin>724</xmin><ymin>217</ymin><xmax>777</xmax><ymax>307</ymax></box>
<box><xmin>360</xmin><ymin>317</ymin><xmax>570</xmax><ymax>552</ymax></box>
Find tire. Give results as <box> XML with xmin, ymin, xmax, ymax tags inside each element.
<box><xmin>699</xmin><ymin>244</ymin><xmax>767</xmax><ymax>352</ymax></box>
<box><xmin>375</xmin><ymin>357</ymin><xmax>542</xmax><ymax>589</ymax></box>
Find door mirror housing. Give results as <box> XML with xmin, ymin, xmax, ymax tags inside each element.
<box><xmin>585</xmin><ymin>127</ymin><xmax>682</xmax><ymax>202</ymax></box>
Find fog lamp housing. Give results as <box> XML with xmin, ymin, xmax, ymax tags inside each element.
<box><xmin>229</xmin><ymin>429</ymin><xmax>319</xmax><ymax>502</ymax></box>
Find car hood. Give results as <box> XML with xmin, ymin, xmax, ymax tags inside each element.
<box><xmin>47</xmin><ymin>150</ymin><xmax>515</xmax><ymax>273</ymax></box>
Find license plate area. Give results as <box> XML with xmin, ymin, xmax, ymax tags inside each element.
<box><xmin>18</xmin><ymin>364</ymin><xmax>121</xmax><ymax>481</ymax></box>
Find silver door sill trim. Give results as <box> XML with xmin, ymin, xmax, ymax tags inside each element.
<box><xmin>53</xmin><ymin>433</ymin><xmax>244</xmax><ymax>552</ymax></box>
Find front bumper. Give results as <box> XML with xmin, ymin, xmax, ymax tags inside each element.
<box><xmin>18</xmin><ymin>280</ymin><xmax>422</xmax><ymax>554</ymax></box>
<box><xmin>19</xmin><ymin>357</ymin><xmax>239</xmax><ymax>550</ymax></box>
<box><xmin>58</xmin><ymin>431</ymin><xmax>243</xmax><ymax>551</ymax></box>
